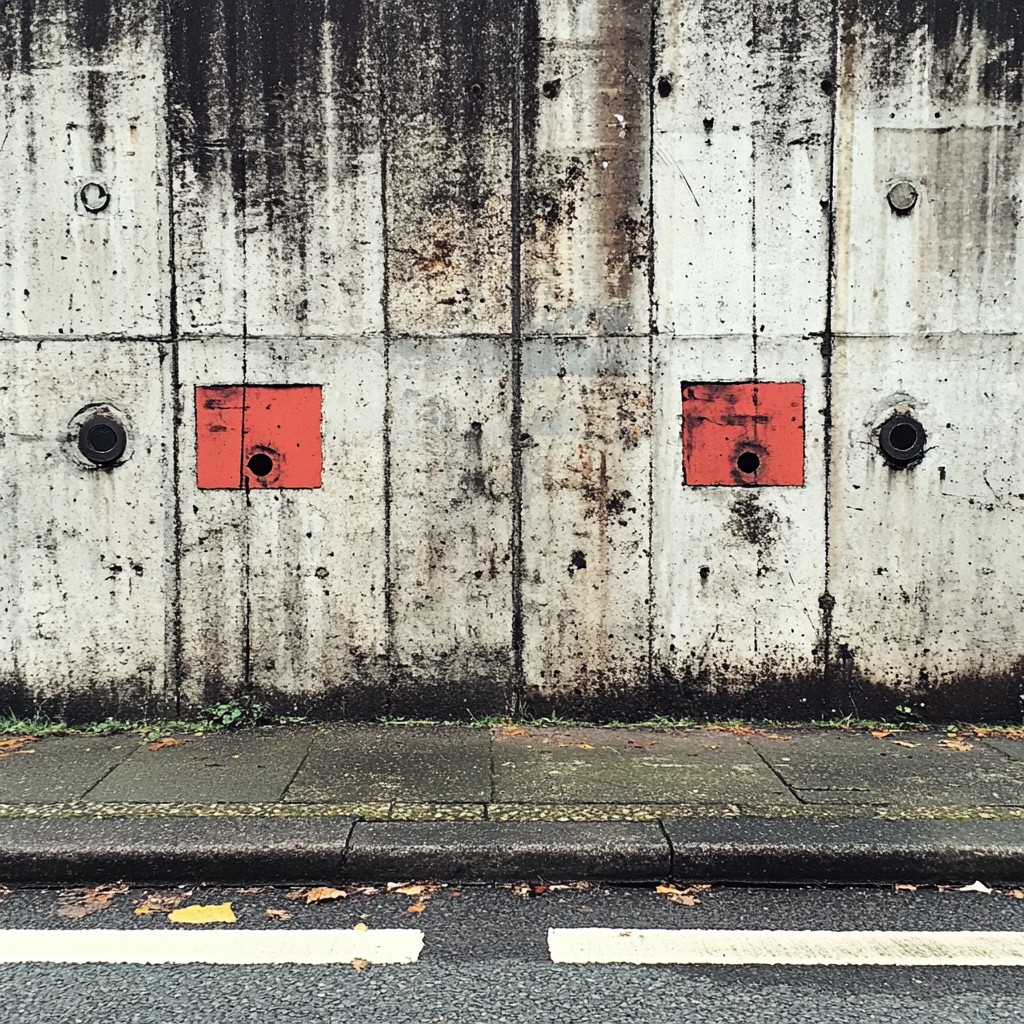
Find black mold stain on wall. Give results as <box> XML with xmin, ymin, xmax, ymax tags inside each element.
<box><xmin>856</xmin><ymin>0</ymin><xmax>1024</xmax><ymax>102</ymax></box>
<box><xmin>168</xmin><ymin>0</ymin><xmax>376</xmax><ymax>240</ymax></box>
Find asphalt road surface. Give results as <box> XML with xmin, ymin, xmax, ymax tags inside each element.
<box><xmin>1</xmin><ymin>880</ymin><xmax>1023</xmax><ymax>1022</ymax></box>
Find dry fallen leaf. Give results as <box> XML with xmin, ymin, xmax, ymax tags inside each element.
<box><xmin>656</xmin><ymin>883</ymin><xmax>710</xmax><ymax>906</ymax></box>
<box><xmin>266</xmin><ymin>909</ymin><xmax>291</xmax><ymax>921</ymax></box>
<box><xmin>238</xmin><ymin>886</ymin><xmax>265</xmax><ymax>894</ymax></box>
<box><xmin>754</xmin><ymin>732</ymin><xmax>790</xmax><ymax>741</ymax></box>
<box><xmin>148</xmin><ymin>738</ymin><xmax>183</xmax><ymax>752</ymax></box>
<box><xmin>893</xmin><ymin>740</ymin><xmax>920</xmax><ymax>748</ymax></box>
<box><xmin>58</xmin><ymin>883</ymin><xmax>129</xmax><ymax>919</ymax></box>
<box><xmin>304</xmin><ymin>887</ymin><xmax>347</xmax><ymax>904</ymax></box>
<box><xmin>134</xmin><ymin>893</ymin><xmax>187</xmax><ymax>916</ymax></box>
<box><xmin>499</xmin><ymin>725</ymin><xmax>529</xmax><ymax>738</ymax></box>
<box><xmin>548</xmin><ymin>882</ymin><xmax>591</xmax><ymax>891</ymax></box>
<box><xmin>958</xmin><ymin>880</ymin><xmax>993</xmax><ymax>894</ymax></box>
<box><xmin>627</xmin><ymin>740</ymin><xmax>655</xmax><ymax>750</ymax></box>
<box><xmin>1006</xmin><ymin>889</ymin><xmax>1024</xmax><ymax>900</ymax></box>
<box><xmin>351</xmin><ymin>958</ymin><xmax>371</xmax><ymax>972</ymax></box>
<box><xmin>870</xmin><ymin>730</ymin><xmax>895</xmax><ymax>740</ymax></box>
<box><xmin>389</xmin><ymin>883</ymin><xmax>426</xmax><ymax>897</ymax></box>
<box><xmin>353</xmin><ymin>922</ymin><xmax>369</xmax><ymax>931</ymax></box>
<box><xmin>940</xmin><ymin>739</ymin><xmax>974</xmax><ymax>752</ymax></box>
<box><xmin>509</xmin><ymin>884</ymin><xmax>533</xmax><ymax>899</ymax></box>
<box><xmin>406</xmin><ymin>903</ymin><xmax>426</xmax><ymax>914</ymax></box>
<box><xmin>0</xmin><ymin>736</ymin><xmax>35</xmax><ymax>752</ymax></box>
<box><xmin>576</xmin><ymin>742</ymin><xmax>594</xmax><ymax>750</ymax></box>
<box><xmin>894</xmin><ymin>884</ymin><xmax>918</xmax><ymax>893</ymax></box>
<box><xmin>168</xmin><ymin>902</ymin><xmax>237</xmax><ymax>924</ymax></box>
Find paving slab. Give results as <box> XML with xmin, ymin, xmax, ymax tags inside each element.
<box><xmin>750</xmin><ymin>730</ymin><xmax>1024</xmax><ymax>806</ymax></box>
<box><xmin>286</xmin><ymin>725</ymin><xmax>491</xmax><ymax>803</ymax></box>
<box><xmin>86</xmin><ymin>730</ymin><xmax>314</xmax><ymax>804</ymax></box>
<box><xmin>492</xmin><ymin>727</ymin><xmax>797</xmax><ymax>804</ymax></box>
<box><xmin>982</xmin><ymin>736</ymin><xmax>1024</xmax><ymax>762</ymax></box>
<box><xmin>0</xmin><ymin>735</ymin><xmax>140</xmax><ymax>803</ymax></box>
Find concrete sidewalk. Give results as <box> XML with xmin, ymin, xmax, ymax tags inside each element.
<box><xmin>2</xmin><ymin>723</ymin><xmax>1023</xmax><ymax>885</ymax></box>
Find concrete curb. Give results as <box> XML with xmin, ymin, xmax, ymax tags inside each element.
<box><xmin>1</xmin><ymin>816</ymin><xmax>1022</xmax><ymax>886</ymax></box>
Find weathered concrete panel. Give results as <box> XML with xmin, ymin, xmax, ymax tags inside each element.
<box><xmin>651</xmin><ymin>337</ymin><xmax>827</xmax><ymax>717</ymax></box>
<box><xmin>176</xmin><ymin>338</ymin><xmax>246</xmax><ymax>710</ymax></box>
<box><xmin>0</xmin><ymin>340</ymin><xmax>172</xmax><ymax>717</ymax></box>
<box><xmin>0</xmin><ymin>0</ymin><xmax>168</xmax><ymax>337</ymax></box>
<box><xmin>169</xmin><ymin>0</ymin><xmax>383</xmax><ymax>338</ymax></box>
<box><xmin>829</xmin><ymin>335</ymin><xmax>1024</xmax><ymax>720</ymax></box>
<box><xmin>834</xmin><ymin>1</ymin><xmax>1024</xmax><ymax>336</ymax></box>
<box><xmin>244</xmin><ymin>337</ymin><xmax>387</xmax><ymax>712</ymax></box>
<box><xmin>653</xmin><ymin>0</ymin><xmax>832</xmax><ymax>338</ymax></box>
<box><xmin>389</xmin><ymin>337</ymin><xmax>512</xmax><ymax>714</ymax></box>
<box><xmin>381</xmin><ymin>0</ymin><xmax>513</xmax><ymax>337</ymax></box>
<box><xmin>521</xmin><ymin>0</ymin><xmax>651</xmax><ymax>336</ymax></box>
<box><xmin>521</xmin><ymin>337</ymin><xmax>651</xmax><ymax>716</ymax></box>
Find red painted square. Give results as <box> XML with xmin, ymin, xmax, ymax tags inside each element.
<box><xmin>196</xmin><ymin>385</ymin><xmax>323</xmax><ymax>490</ymax></box>
<box><xmin>681</xmin><ymin>382</ymin><xmax>804</xmax><ymax>486</ymax></box>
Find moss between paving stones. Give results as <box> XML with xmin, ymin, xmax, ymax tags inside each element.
<box><xmin>0</xmin><ymin>801</ymin><xmax>1021</xmax><ymax>822</ymax></box>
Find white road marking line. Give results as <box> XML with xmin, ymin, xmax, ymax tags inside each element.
<box><xmin>0</xmin><ymin>929</ymin><xmax>424</xmax><ymax>965</ymax></box>
<box><xmin>548</xmin><ymin>928</ymin><xmax>1024</xmax><ymax>966</ymax></box>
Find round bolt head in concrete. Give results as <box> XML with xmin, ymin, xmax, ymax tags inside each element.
<box><xmin>886</xmin><ymin>180</ymin><xmax>918</xmax><ymax>214</ymax></box>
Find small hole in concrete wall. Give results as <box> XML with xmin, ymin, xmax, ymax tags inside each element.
<box><xmin>469</xmin><ymin>81</ymin><xmax>484</xmax><ymax>98</ymax></box>
<box><xmin>821</xmin><ymin>78</ymin><xmax>835</xmax><ymax>95</ymax></box>
<box><xmin>888</xmin><ymin>422</ymin><xmax>918</xmax><ymax>452</ymax></box>
<box><xmin>542</xmin><ymin>78</ymin><xmax>561</xmax><ymax>99</ymax></box>
<box><xmin>737</xmin><ymin>451</ymin><xmax>760</xmax><ymax>475</ymax></box>
<box><xmin>703</xmin><ymin>116</ymin><xmax>714</xmax><ymax>132</ymax></box>
<box><xmin>248</xmin><ymin>453</ymin><xmax>274</xmax><ymax>477</ymax></box>
<box><xmin>569</xmin><ymin>549</ymin><xmax>587</xmax><ymax>571</ymax></box>
<box><xmin>657</xmin><ymin>77</ymin><xmax>672</xmax><ymax>98</ymax></box>
<box><xmin>699</xmin><ymin>566</ymin><xmax>710</xmax><ymax>582</ymax></box>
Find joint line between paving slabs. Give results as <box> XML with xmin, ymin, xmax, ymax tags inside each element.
<box><xmin>278</xmin><ymin>730</ymin><xmax>319</xmax><ymax>802</ymax></box>
<box><xmin>748</xmin><ymin>742</ymin><xmax>807</xmax><ymax>805</ymax></box>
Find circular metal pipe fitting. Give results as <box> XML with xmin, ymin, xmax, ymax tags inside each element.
<box><xmin>80</xmin><ymin>181</ymin><xmax>110</xmax><ymax>213</ymax></box>
<box><xmin>886</xmin><ymin>180</ymin><xmax>918</xmax><ymax>215</ymax></box>
<box><xmin>78</xmin><ymin>415</ymin><xmax>127</xmax><ymax>465</ymax></box>
<box><xmin>878</xmin><ymin>413</ymin><xmax>926</xmax><ymax>467</ymax></box>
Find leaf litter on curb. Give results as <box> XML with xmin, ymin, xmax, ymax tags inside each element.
<box><xmin>135</xmin><ymin>892</ymin><xmax>189</xmax><ymax>916</ymax></box>
<box><xmin>656</xmin><ymin>884</ymin><xmax>710</xmax><ymax>907</ymax></box>
<box><xmin>0</xmin><ymin>737</ymin><xmax>35</xmax><ymax>758</ymax></box>
<box><xmin>266</xmin><ymin>909</ymin><xmax>291</xmax><ymax>921</ymax></box>
<box><xmin>287</xmin><ymin>886</ymin><xmax>348</xmax><ymax>904</ymax></box>
<box><xmin>57</xmin><ymin>883</ymin><xmax>129</xmax><ymax>919</ymax></box>
<box><xmin>351</xmin><ymin>958</ymin><xmax>371</xmax><ymax>972</ymax></box>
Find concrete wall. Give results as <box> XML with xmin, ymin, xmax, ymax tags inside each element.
<box><xmin>1</xmin><ymin>0</ymin><xmax>1023</xmax><ymax>722</ymax></box>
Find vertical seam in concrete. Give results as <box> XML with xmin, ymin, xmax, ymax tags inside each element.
<box><xmin>162</xmin><ymin>0</ymin><xmax>183</xmax><ymax>717</ymax></box>
<box><xmin>821</xmin><ymin>0</ymin><xmax>840</xmax><ymax>716</ymax></box>
<box><xmin>378</xmin><ymin>0</ymin><xmax>395</xmax><ymax>694</ymax></box>
<box><xmin>340</xmin><ymin>817</ymin><xmax>359</xmax><ymax>866</ymax></box>
<box><xmin>224</xmin><ymin>0</ymin><xmax>251</xmax><ymax>697</ymax></box>
<box><xmin>647</xmin><ymin>0</ymin><xmax>658</xmax><ymax>699</ymax></box>
<box><xmin>509</xmin><ymin>0</ymin><xmax>526</xmax><ymax>721</ymax></box>
<box><xmin>750</xmin><ymin>9</ymin><xmax>759</xmax><ymax>380</ymax></box>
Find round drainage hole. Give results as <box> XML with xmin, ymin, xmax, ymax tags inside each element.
<box><xmin>247</xmin><ymin>453</ymin><xmax>274</xmax><ymax>477</ymax></box>
<box><xmin>737</xmin><ymin>451</ymin><xmax>761</xmax><ymax>475</ymax></box>
<box><xmin>887</xmin><ymin>422</ymin><xmax>919</xmax><ymax>451</ymax></box>
<box><xmin>87</xmin><ymin>424</ymin><xmax>118</xmax><ymax>453</ymax></box>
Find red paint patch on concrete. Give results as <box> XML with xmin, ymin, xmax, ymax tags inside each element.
<box><xmin>681</xmin><ymin>382</ymin><xmax>804</xmax><ymax>487</ymax></box>
<box><xmin>196</xmin><ymin>385</ymin><xmax>323</xmax><ymax>489</ymax></box>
